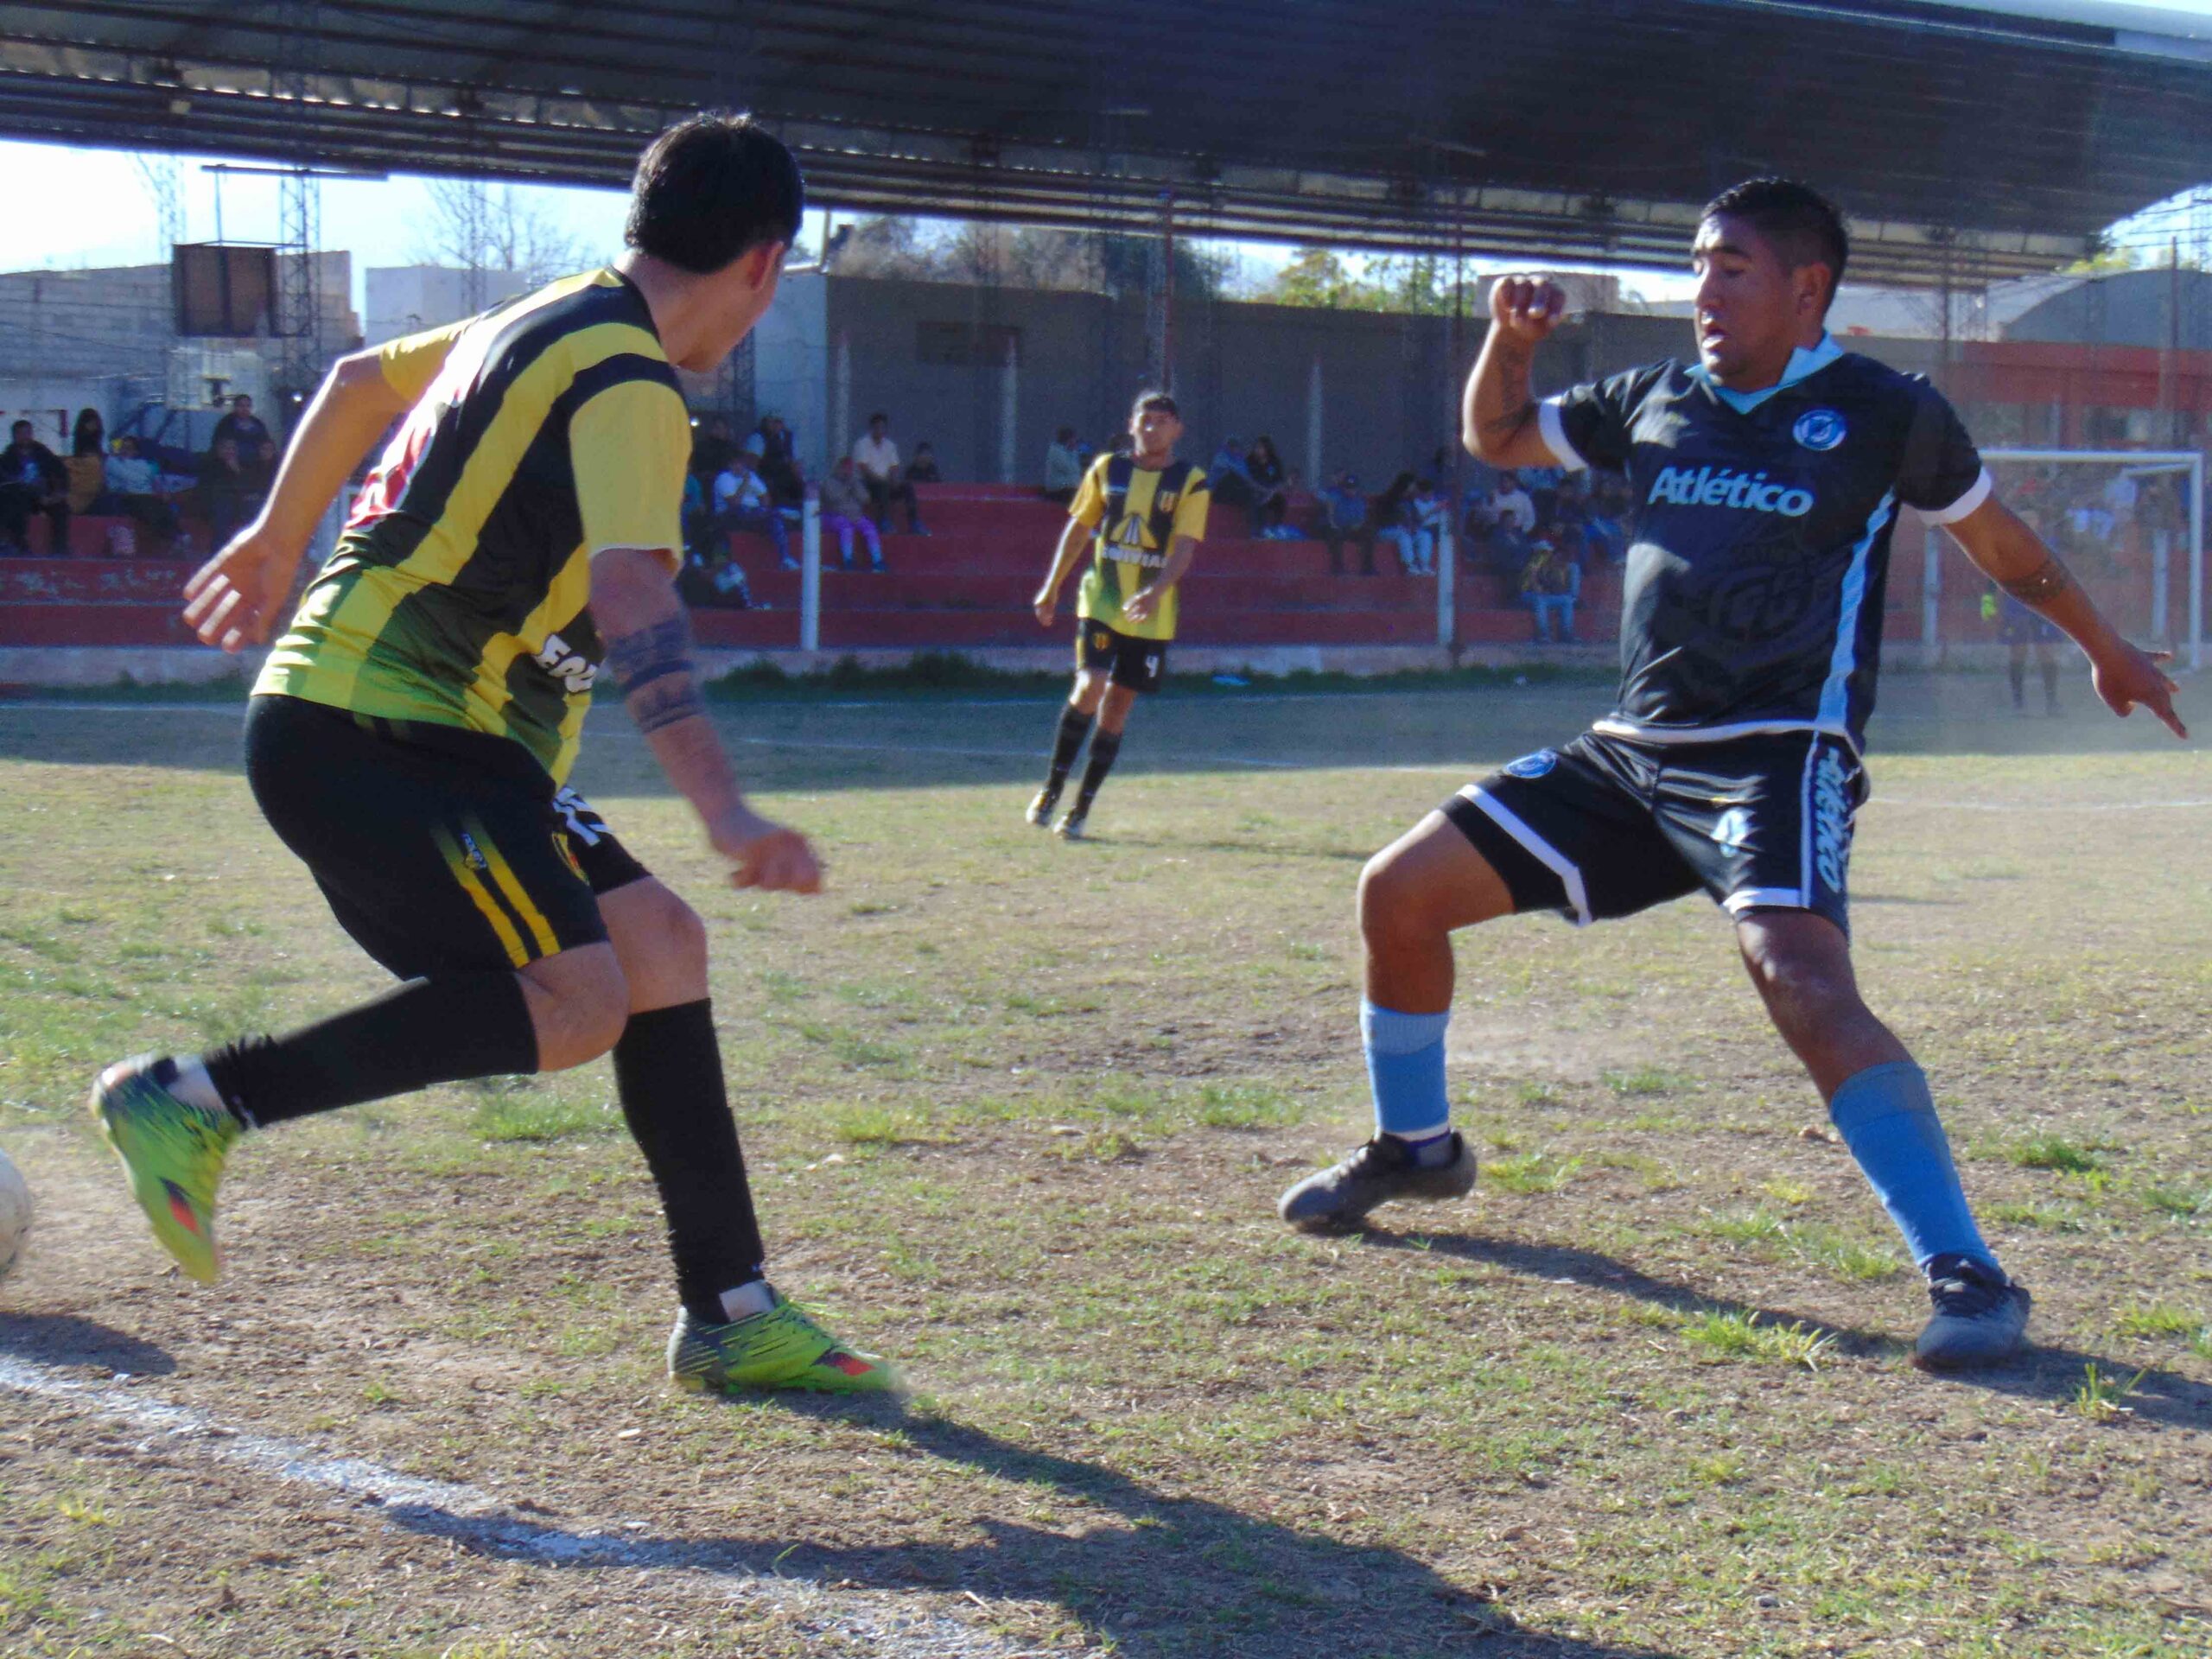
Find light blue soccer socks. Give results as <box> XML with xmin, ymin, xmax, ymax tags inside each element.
<box><xmin>1362</xmin><ymin>1002</ymin><xmax>1454</xmax><ymax>1164</ymax></box>
<box><xmin>1827</xmin><ymin>1061</ymin><xmax>1997</xmax><ymax>1274</ymax></box>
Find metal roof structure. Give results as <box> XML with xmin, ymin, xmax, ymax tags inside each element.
<box><xmin>3</xmin><ymin>0</ymin><xmax>2208</xmax><ymax>287</ymax></box>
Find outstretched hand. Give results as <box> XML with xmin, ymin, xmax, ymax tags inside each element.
<box><xmin>1488</xmin><ymin>275</ymin><xmax>1568</xmax><ymax>345</ymax></box>
<box><xmin>2091</xmin><ymin>641</ymin><xmax>2187</xmax><ymax>739</ymax></box>
<box><xmin>181</xmin><ymin>521</ymin><xmax>296</xmax><ymax>652</ymax></box>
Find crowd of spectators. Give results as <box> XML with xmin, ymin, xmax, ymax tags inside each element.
<box><xmin>1</xmin><ymin>393</ymin><xmax>280</xmax><ymax>558</ymax></box>
<box><xmin>679</xmin><ymin>408</ymin><xmax>951</xmax><ymax>604</ymax></box>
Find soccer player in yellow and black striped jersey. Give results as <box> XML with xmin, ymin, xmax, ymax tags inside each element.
<box><xmin>90</xmin><ymin>116</ymin><xmax>894</xmax><ymax>1397</ymax></box>
<box><xmin>1027</xmin><ymin>391</ymin><xmax>1210</xmax><ymax>838</ymax></box>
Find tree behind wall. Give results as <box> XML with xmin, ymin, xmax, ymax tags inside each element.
<box><xmin>414</xmin><ymin>181</ymin><xmax>591</xmax><ymax>294</ymax></box>
<box><xmin>833</xmin><ymin>217</ymin><xmax>1226</xmax><ymax>299</ymax></box>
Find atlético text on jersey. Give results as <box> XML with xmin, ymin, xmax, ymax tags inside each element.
<box><xmin>1068</xmin><ymin>454</ymin><xmax>1211</xmax><ymax>644</ymax></box>
<box><xmin>1536</xmin><ymin>335</ymin><xmax>1990</xmax><ymax>752</ymax></box>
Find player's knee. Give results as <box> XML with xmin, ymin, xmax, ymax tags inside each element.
<box><xmin>1743</xmin><ymin>936</ymin><xmax>1859</xmax><ymax>1032</ymax></box>
<box><xmin>636</xmin><ymin>883</ymin><xmax>709</xmax><ymax>978</ymax></box>
<box><xmin>1357</xmin><ymin>849</ymin><xmax>1432</xmax><ymax>948</ymax></box>
<box><xmin>525</xmin><ymin>947</ymin><xmax>631</xmax><ymax>1069</ymax></box>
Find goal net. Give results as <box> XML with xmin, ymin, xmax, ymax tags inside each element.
<box><xmin>1900</xmin><ymin>448</ymin><xmax>2205</xmax><ymax>671</ymax></box>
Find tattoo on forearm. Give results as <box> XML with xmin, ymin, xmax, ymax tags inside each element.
<box><xmin>606</xmin><ymin>614</ymin><xmax>691</xmax><ymax>695</ymax></box>
<box><xmin>1999</xmin><ymin>556</ymin><xmax>2073</xmax><ymax>606</ymax></box>
<box><xmin>603</xmin><ymin>613</ymin><xmax>701</xmax><ymax>734</ymax></box>
<box><xmin>628</xmin><ymin>675</ymin><xmax>706</xmax><ymax>735</ymax></box>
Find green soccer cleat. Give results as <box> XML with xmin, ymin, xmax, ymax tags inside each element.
<box><xmin>89</xmin><ymin>1056</ymin><xmax>242</xmax><ymax>1284</ymax></box>
<box><xmin>666</xmin><ymin>1294</ymin><xmax>899</xmax><ymax>1395</ymax></box>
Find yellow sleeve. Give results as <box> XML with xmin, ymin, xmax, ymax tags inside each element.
<box><xmin>1067</xmin><ymin>456</ymin><xmax>1109</xmax><ymax>530</ymax></box>
<box><xmin>377</xmin><ymin>318</ymin><xmax>475</xmax><ymax>404</ymax></box>
<box><xmin>569</xmin><ymin>378</ymin><xmax>690</xmax><ymax>574</ymax></box>
<box><xmin>1172</xmin><ymin>467</ymin><xmax>1211</xmax><ymax>543</ymax></box>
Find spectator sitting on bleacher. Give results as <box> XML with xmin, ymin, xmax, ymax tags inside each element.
<box><xmin>63</xmin><ymin>408</ymin><xmax>108</xmax><ymax>519</ymax></box>
<box><xmin>1490</xmin><ymin>471</ymin><xmax>1535</xmax><ymax>537</ymax></box>
<box><xmin>822</xmin><ymin>455</ymin><xmax>887</xmax><ymax>572</ymax></box>
<box><xmin>1246</xmin><ymin>435</ymin><xmax>1288</xmax><ymax>533</ymax></box>
<box><xmin>691</xmin><ymin>413</ymin><xmax>739</xmax><ymax>482</ymax></box>
<box><xmin>1270</xmin><ymin>468</ymin><xmax>1320</xmax><ymax>541</ymax></box>
<box><xmin>1044</xmin><ymin>425</ymin><xmax>1084</xmax><ymax>505</ymax></box>
<box><xmin>1319</xmin><ymin>471</ymin><xmax>1376</xmax><ymax>576</ymax></box>
<box><xmin>1207</xmin><ymin>437</ymin><xmax>1263</xmax><ymax>531</ymax></box>
<box><xmin>713</xmin><ymin>446</ymin><xmax>796</xmax><ymax>570</ymax></box>
<box><xmin>1519</xmin><ymin>526</ymin><xmax>1581</xmax><ymax>645</ymax></box>
<box><xmin>852</xmin><ymin>411</ymin><xmax>925</xmax><ymax>534</ymax></box>
<box><xmin>1402</xmin><ymin>477</ymin><xmax>1451</xmax><ymax>575</ymax></box>
<box><xmin>211</xmin><ymin>394</ymin><xmax>272</xmax><ymax>478</ymax></box>
<box><xmin>101</xmin><ymin>435</ymin><xmax>181</xmax><ymax>550</ymax></box>
<box><xmin>904</xmin><ymin>442</ymin><xmax>942</xmax><ymax>485</ymax></box>
<box><xmin>200</xmin><ymin>435</ymin><xmax>264</xmax><ymax>547</ymax></box>
<box><xmin>754</xmin><ymin>412</ymin><xmax>805</xmax><ymax>507</ymax></box>
<box><xmin>1</xmin><ymin>419</ymin><xmax>68</xmax><ymax>556</ymax></box>
<box><xmin>1370</xmin><ymin>472</ymin><xmax>1426</xmax><ymax>575</ymax></box>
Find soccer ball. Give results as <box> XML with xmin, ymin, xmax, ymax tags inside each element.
<box><xmin>0</xmin><ymin>1146</ymin><xmax>30</xmax><ymax>1285</ymax></box>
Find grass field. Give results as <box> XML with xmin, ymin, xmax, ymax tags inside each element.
<box><xmin>1</xmin><ymin>674</ymin><xmax>2208</xmax><ymax>1658</ymax></box>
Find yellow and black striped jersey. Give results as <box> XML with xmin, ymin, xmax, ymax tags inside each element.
<box><xmin>1070</xmin><ymin>454</ymin><xmax>1209</xmax><ymax>643</ymax></box>
<box><xmin>255</xmin><ymin>268</ymin><xmax>689</xmax><ymax>785</ymax></box>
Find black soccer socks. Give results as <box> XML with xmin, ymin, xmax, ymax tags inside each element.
<box><xmin>611</xmin><ymin>1000</ymin><xmax>767</xmax><ymax>1324</ymax></box>
<box><xmin>202</xmin><ymin>971</ymin><xmax>538</xmax><ymax>1128</ymax></box>
<box><xmin>1073</xmin><ymin>728</ymin><xmax>1123</xmax><ymax>816</ymax></box>
<box><xmin>1046</xmin><ymin>702</ymin><xmax>1094</xmax><ymax>792</ymax></box>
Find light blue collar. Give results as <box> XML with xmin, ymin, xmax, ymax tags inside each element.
<box><xmin>1694</xmin><ymin>333</ymin><xmax>1843</xmax><ymax>412</ymax></box>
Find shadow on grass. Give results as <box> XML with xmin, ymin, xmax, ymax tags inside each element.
<box><xmin>0</xmin><ymin>1311</ymin><xmax>176</xmax><ymax>1376</ymax></box>
<box><xmin>379</xmin><ymin>1395</ymin><xmax>1688</xmax><ymax>1659</ymax></box>
<box><xmin>1380</xmin><ymin>1226</ymin><xmax>2212</xmax><ymax>1430</ymax></box>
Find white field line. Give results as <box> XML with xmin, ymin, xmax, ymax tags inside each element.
<box><xmin>0</xmin><ymin>1354</ymin><xmax>1026</xmax><ymax>1659</ymax></box>
<box><xmin>7</xmin><ymin>703</ymin><xmax>2208</xmax><ymax>804</ymax></box>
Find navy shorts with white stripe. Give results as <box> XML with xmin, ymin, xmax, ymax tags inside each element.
<box><xmin>1440</xmin><ymin>730</ymin><xmax>1867</xmax><ymax>937</ymax></box>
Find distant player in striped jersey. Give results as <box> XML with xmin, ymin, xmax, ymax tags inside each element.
<box><xmin>1027</xmin><ymin>391</ymin><xmax>1211</xmax><ymax>839</ymax></box>
<box><xmin>1279</xmin><ymin>179</ymin><xmax>2185</xmax><ymax>1371</ymax></box>
<box><xmin>89</xmin><ymin>116</ymin><xmax>894</xmax><ymax>1396</ymax></box>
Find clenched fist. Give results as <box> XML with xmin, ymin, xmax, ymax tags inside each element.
<box><xmin>1489</xmin><ymin>276</ymin><xmax>1568</xmax><ymax>344</ymax></box>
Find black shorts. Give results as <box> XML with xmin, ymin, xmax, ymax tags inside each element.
<box><xmin>244</xmin><ymin>695</ymin><xmax>650</xmax><ymax>979</ymax></box>
<box><xmin>1440</xmin><ymin>730</ymin><xmax>1867</xmax><ymax>936</ymax></box>
<box><xmin>1077</xmin><ymin>621</ymin><xmax>1168</xmax><ymax>695</ymax></box>
<box><xmin>1998</xmin><ymin>607</ymin><xmax>2063</xmax><ymax>646</ymax></box>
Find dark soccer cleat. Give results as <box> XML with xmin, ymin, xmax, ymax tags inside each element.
<box><xmin>1913</xmin><ymin>1255</ymin><xmax>2031</xmax><ymax>1370</ymax></box>
<box><xmin>1026</xmin><ymin>789</ymin><xmax>1058</xmax><ymax>828</ymax></box>
<box><xmin>1277</xmin><ymin>1132</ymin><xmax>1478</xmax><ymax>1231</ymax></box>
<box><xmin>1053</xmin><ymin>810</ymin><xmax>1088</xmax><ymax>841</ymax></box>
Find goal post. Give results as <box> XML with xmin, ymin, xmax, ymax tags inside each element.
<box><xmin>1922</xmin><ymin>448</ymin><xmax>2206</xmax><ymax>673</ymax></box>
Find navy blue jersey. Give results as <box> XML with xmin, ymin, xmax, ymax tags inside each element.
<box><xmin>1539</xmin><ymin>341</ymin><xmax>1988</xmax><ymax>752</ymax></box>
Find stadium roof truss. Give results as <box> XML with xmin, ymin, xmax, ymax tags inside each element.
<box><xmin>2</xmin><ymin>0</ymin><xmax>2207</xmax><ymax>287</ymax></box>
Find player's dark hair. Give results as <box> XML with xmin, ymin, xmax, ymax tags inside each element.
<box><xmin>625</xmin><ymin>113</ymin><xmax>804</xmax><ymax>275</ymax></box>
<box><xmin>1702</xmin><ymin>177</ymin><xmax>1848</xmax><ymax>307</ymax></box>
<box><xmin>1131</xmin><ymin>390</ymin><xmax>1179</xmax><ymax>418</ymax></box>
<box><xmin>10</xmin><ymin>420</ymin><xmax>29</xmax><ymax>434</ymax></box>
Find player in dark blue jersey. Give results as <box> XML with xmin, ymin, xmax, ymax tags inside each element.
<box><xmin>1278</xmin><ymin>180</ymin><xmax>2186</xmax><ymax>1370</ymax></box>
